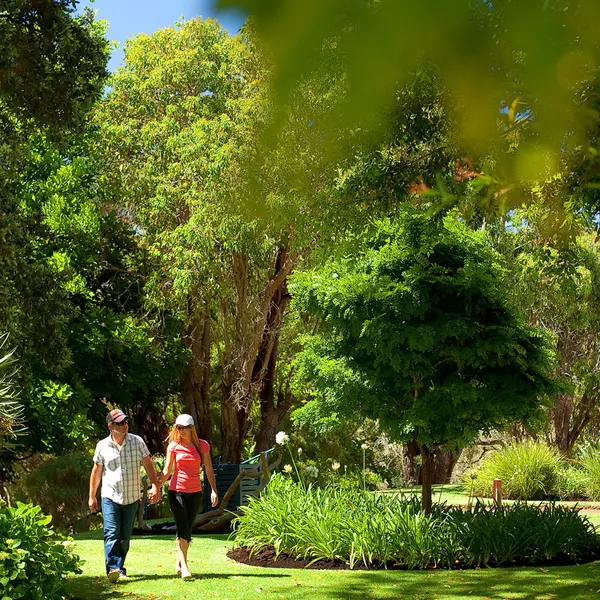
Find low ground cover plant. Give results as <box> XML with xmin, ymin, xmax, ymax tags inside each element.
<box><xmin>464</xmin><ymin>441</ymin><xmax>564</xmax><ymax>500</ymax></box>
<box><xmin>0</xmin><ymin>500</ymin><xmax>82</xmax><ymax>599</ymax></box>
<box><xmin>232</xmin><ymin>475</ymin><xmax>599</xmax><ymax>569</ymax></box>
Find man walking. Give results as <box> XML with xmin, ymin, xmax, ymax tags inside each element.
<box><xmin>89</xmin><ymin>408</ymin><xmax>161</xmax><ymax>583</ymax></box>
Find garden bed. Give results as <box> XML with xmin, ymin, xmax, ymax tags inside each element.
<box><xmin>231</xmin><ymin>476</ymin><xmax>600</xmax><ymax>570</ymax></box>
<box><xmin>228</xmin><ymin>546</ymin><xmax>600</xmax><ymax>570</ymax></box>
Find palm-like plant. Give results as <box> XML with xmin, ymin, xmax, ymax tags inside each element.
<box><xmin>0</xmin><ymin>334</ymin><xmax>24</xmax><ymax>449</ymax></box>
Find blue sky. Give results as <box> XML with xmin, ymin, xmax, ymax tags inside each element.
<box><xmin>80</xmin><ymin>0</ymin><xmax>246</xmax><ymax>72</ymax></box>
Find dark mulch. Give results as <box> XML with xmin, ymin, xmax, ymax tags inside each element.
<box><xmin>228</xmin><ymin>547</ymin><xmax>352</xmax><ymax>570</ymax></box>
<box><xmin>228</xmin><ymin>546</ymin><xmax>600</xmax><ymax>571</ymax></box>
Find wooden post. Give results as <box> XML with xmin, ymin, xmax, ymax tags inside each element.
<box><xmin>492</xmin><ymin>478</ymin><xmax>502</xmax><ymax>507</ymax></box>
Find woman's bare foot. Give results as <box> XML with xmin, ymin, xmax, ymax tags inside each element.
<box><xmin>181</xmin><ymin>567</ymin><xmax>192</xmax><ymax>579</ymax></box>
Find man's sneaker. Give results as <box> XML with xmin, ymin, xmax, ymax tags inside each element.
<box><xmin>119</xmin><ymin>573</ymin><xmax>129</xmax><ymax>581</ymax></box>
<box><xmin>108</xmin><ymin>569</ymin><xmax>120</xmax><ymax>583</ymax></box>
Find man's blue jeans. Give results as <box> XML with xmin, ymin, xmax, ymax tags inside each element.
<box><xmin>101</xmin><ymin>497</ymin><xmax>138</xmax><ymax>575</ymax></box>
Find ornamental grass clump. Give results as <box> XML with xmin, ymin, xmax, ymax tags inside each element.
<box><xmin>558</xmin><ymin>464</ymin><xmax>590</xmax><ymax>500</ymax></box>
<box><xmin>232</xmin><ymin>476</ymin><xmax>598</xmax><ymax>569</ymax></box>
<box><xmin>580</xmin><ymin>452</ymin><xmax>600</xmax><ymax>501</ymax></box>
<box><xmin>463</xmin><ymin>441</ymin><xmax>564</xmax><ymax>500</ymax></box>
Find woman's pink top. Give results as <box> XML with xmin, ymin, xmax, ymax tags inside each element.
<box><xmin>168</xmin><ymin>440</ymin><xmax>210</xmax><ymax>493</ymax></box>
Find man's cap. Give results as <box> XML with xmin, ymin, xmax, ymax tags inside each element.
<box><xmin>175</xmin><ymin>414</ymin><xmax>194</xmax><ymax>427</ymax></box>
<box><xmin>106</xmin><ymin>409</ymin><xmax>128</xmax><ymax>425</ymax></box>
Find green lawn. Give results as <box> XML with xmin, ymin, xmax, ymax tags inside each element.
<box><xmin>66</xmin><ymin>529</ymin><xmax>600</xmax><ymax>600</ymax></box>
<box><xmin>381</xmin><ymin>485</ymin><xmax>600</xmax><ymax>510</ymax></box>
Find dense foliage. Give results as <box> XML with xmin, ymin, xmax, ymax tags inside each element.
<box><xmin>506</xmin><ymin>205</ymin><xmax>600</xmax><ymax>453</ymax></box>
<box><xmin>0</xmin><ymin>500</ymin><xmax>81</xmax><ymax>599</ymax></box>
<box><xmin>291</xmin><ymin>209</ymin><xmax>556</xmax><ymax>511</ymax></box>
<box><xmin>16</xmin><ymin>452</ymin><xmax>98</xmax><ymax>532</ymax></box>
<box><xmin>233</xmin><ymin>476</ymin><xmax>599</xmax><ymax>569</ymax></box>
<box><xmin>2</xmin><ymin>0</ymin><xmax>600</xmax><ymax>511</ymax></box>
<box><xmin>464</xmin><ymin>442</ymin><xmax>565</xmax><ymax>500</ymax></box>
<box><xmin>0</xmin><ymin>0</ymin><xmax>109</xmax><ymax>131</ymax></box>
<box><xmin>221</xmin><ymin>0</ymin><xmax>600</xmax><ymax>211</ymax></box>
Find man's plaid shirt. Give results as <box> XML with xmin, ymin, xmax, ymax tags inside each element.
<box><xmin>93</xmin><ymin>433</ymin><xmax>150</xmax><ymax>505</ymax></box>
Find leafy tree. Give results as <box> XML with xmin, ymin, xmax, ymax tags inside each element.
<box><xmin>95</xmin><ymin>19</ymin><xmax>326</xmax><ymax>460</ymax></box>
<box><xmin>220</xmin><ymin>0</ymin><xmax>600</xmax><ymax>200</ymax></box>
<box><xmin>11</xmin><ymin>133</ymin><xmax>187</xmax><ymax>457</ymax></box>
<box><xmin>0</xmin><ymin>0</ymin><xmax>109</xmax><ymax>131</ymax></box>
<box><xmin>506</xmin><ymin>201</ymin><xmax>600</xmax><ymax>454</ymax></box>
<box><xmin>291</xmin><ymin>210</ymin><xmax>555</xmax><ymax>512</ymax></box>
<box><xmin>0</xmin><ymin>1</ymin><xmax>112</xmax><ymax>465</ymax></box>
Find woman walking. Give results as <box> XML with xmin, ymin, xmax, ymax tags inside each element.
<box><xmin>160</xmin><ymin>414</ymin><xmax>218</xmax><ymax>579</ymax></box>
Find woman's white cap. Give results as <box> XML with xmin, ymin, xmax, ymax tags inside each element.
<box><xmin>175</xmin><ymin>414</ymin><xmax>194</xmax><ymax>427</ymax></box>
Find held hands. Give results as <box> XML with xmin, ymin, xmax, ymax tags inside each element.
<box><xmin>210</xmin><ymin>489</ymin><xmax>219</xmax><ymax>508</ymax></box>
<box><xmin>148</xmin><ymin>483</ymin><xmax>161</xmax><ymax>504</ymax></box>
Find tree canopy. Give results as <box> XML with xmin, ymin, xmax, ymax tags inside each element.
<box><xmin>291</xmin><ymin>210</ymin><xmax>556</xmax><ymax>511</ymax></box>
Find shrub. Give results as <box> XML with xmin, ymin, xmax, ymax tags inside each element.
<box><xmin>463</xmin><ymin>441</ymin><xmax>564</xmax><ymax>500</ymax></box>
<box><xmin>19</xmin><ymin>451</ymin><xmax>98</xmax><ymax>532</ymax></box>
<box><xmin>580</xmin><ymin>452</ymin><xmax>600</xmax><ymax>501</ymax></box>
<box><xmin>232</xmin><ymin>476</ymin><xmax>598</xmax><ymax>569</ymax></box>
<box><xmin>0</xmin><ymin>500</ymin><xmax>82</xmax><ymax>599</ymax></box>
<box><xmin>557</xmin><ymin>465</ymin><xmax>590</xmax><ymax>500</ymax></box>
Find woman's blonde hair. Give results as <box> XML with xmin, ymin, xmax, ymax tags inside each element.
<box><xmin>166</xmin><ymin>423</ymin><xmax>203</xmax><ymax>454</ymax></box>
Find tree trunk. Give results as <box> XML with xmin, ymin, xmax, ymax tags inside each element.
<box><xmin>181</xmin><ymin>311</ymin><xmax>212</xmax><ymax>444</ymax></box>
<box><xmin>218</xmin><ymin>248</ymin><xmax>295</xmax><ymax>461</ymax></box>
<box><xmin>254</xmin><ymin>348</ymin><xmax>282</xmax><ymax>452</ymax></box>
<box><xmin>430</xmin><ymin>446</ymin><xmax>462</xmax><ymax>483</ymax></box>
<box><xmin>135</xmin><ymin>402</ymin><xmax>165</xmax><ymax>455</ymax></box>
<box><xmin>255</xmin><ymin>358</ymin><xmax>296</xmax><ymax>453</ymax></box>
<box><xmin>419</xmin><ymin>443</ymin><xmax>433</xmax><ymax>515</ymax></box>
<box><xmin>220</xmin><ymin>393</ymin><xmax>248</xmax><ymax>463</ymax></box>
<box><xmin>552</xmin><ymin>393</ymin><xmax>574</xmax><ymax>455</ymax></box>
<box><xmin>402</xmin><ymin>439</ymin><xmax>420</xmax><ymax>486</ymax></box>
<box><xmin>253</xmin><ymin>265</ymin><xmax>295</xmax><ymax>452</ymax></box>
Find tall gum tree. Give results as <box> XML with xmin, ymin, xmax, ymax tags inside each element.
<box><xmin>95</xmin><ymin>19</ymin><xmax>302</xmax><ymax>459</ymax></box>
<box><xmin>291</xmin><ymin>209</ymin><xmax>556</xmax><ymax>513</ymax></box>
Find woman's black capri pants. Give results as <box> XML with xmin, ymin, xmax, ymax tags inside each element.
<box><xmin>168</xmin><ymin>490</ymin><xmax>203</xmax><ymax>542</ymax></box>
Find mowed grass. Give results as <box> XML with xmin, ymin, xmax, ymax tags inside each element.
<box><xmin>381</xmin><ymin>484</ymin><xmax>600</xmax><ymax>510</ymax></box>
<box><xmin>66</xmin><ymin>529</ymin><xmax>600</xmax><ymax>600</ymax></box>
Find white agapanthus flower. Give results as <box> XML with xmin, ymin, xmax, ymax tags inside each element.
<box><xmin>297</xmin><ymin>447</ymin><xmax>303</xmax><ymax>455</ymax></box>
<box><xmin>283</xmin><ymin>464</ymin><xmax>293</xmax><ymax>473</ymax></box>
<box><xmin>331</xmin><ymin>462</ymin><xmax>341</xmax><ymax>471</ymax></box>
<box><xmin>275</xmin><ymin>431</ymin><xmax>290</xmax><ymax>445</ymax></box>
<box><xmin>305</xmin><ymin>465</ymin><xmax>319</xmax><ymax>478</ymax></box>
<box><xmin>361</xmin><ymin>443</ymin><xmax>368</xmax><ymax>450</ymax></box>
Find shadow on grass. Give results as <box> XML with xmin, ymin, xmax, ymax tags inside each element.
<box><xmin>122</xmin><ymin>573</ymin><xmax>290</xmax><ymax>581</ymax></box>
<box><xmin>66</xmin><ymin>572</ymin><xmax>290</xmax><ymax>600</ymax></box>
<box><xmin>66</xmin><ymin>563</ymin><xmax>600</xmax><ymax>600</ymax></box>
<box><xmin>265</xmin><ymin>561</ymin><xmax>600</xmax><ymax>600</ymax></box>
<box><xmin>73</xmin><ymin>531</ymin><xmax>231</xmax><ymax>541</ymax></box>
